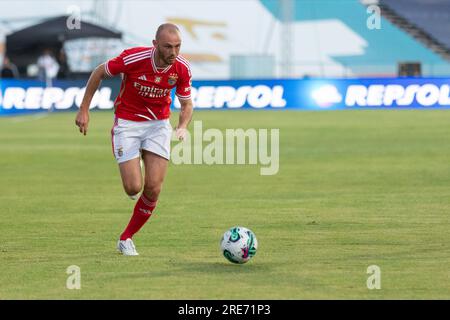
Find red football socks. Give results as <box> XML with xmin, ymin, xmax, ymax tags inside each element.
<box><xmin>120</xmin><ymin>194</ymin><xmax>157</xmax><ymax>240</ymax></box>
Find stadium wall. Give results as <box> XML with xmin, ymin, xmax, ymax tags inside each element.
<box><xmin>1</xmin><ymin>77</ymin><xmax>450</xmax><ymax>117</ymax></box>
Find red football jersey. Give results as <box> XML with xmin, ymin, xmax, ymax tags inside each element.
<box><xmin>105</xmin><ymin>46</ymin><xmax>192</xmax><ymax>121</ymax></box>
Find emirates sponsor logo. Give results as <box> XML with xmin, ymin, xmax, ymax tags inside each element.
<box><xmin>133</xmin><ymin>82</ymin><xmax>170</xmax><ymax>98</ymax></box>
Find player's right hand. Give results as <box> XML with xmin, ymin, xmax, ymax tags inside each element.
<box><xmin>75</xmin><ymin>110</ymin><xmax>90</xmax><ymax>136</ymax></box>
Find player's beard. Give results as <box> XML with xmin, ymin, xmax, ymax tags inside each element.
<box><xmin>164</xmin><ymin>53</ymin><xmax>176</xmax><ymax>66</ymax></box>
<box><xmin>157</xmin><ymin>47</ymin><xmax>176</xmax><ymax>66</ymax></box>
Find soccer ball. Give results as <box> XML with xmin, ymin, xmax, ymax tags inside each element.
<box><xmin>220</xmin><ymin>226</ymin><xmax>258</xmax><ymax>264</ymax></box>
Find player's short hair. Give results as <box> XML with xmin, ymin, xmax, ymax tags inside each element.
<box><xmin>155</xmin><ymin>23</ymin><xmax>180</xmax><ymax>40</ymax></box>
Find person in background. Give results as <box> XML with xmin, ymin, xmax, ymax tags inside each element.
<box><xmin>37</xmin><ymin>48</ymin><xmax>59</xmax><ymax>83</ymax></box>
<box><xmin>57</xmin><ymin>49</ymin><xmax>71</xmax><ymax>79</ymax></box>
<box><xmin>1</xmin><ymin>55</ymin><xmax>19</xmax><ymax>79</ymax></box>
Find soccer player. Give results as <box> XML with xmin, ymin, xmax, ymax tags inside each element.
<box><xmin>75</xmin><ymin>23</ymin><xmax>193</xmax><ymax>256</ymax></box>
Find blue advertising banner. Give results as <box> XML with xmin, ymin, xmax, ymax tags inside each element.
<box><xmin>0</xmin><ymin>79</ymin><xmax>119</xmax><ymax>117</ymax></box>
<box><xmin>175</xmin><ymin>77</ymin><xmax>450</xmax><ymax>110</ymax></box>
<box><xmin>1</xmin><ymin>77</ymin><xmax>450</xmax><ymax>116</ymax></box>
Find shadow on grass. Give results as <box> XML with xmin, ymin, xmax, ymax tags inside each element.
<box><xmin>176</xmin><ymin>261</ymin><xmax>274</xmax><ymax>275</ymax></box>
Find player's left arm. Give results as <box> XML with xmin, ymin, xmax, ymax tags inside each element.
<box><xmin>175</xmin><ymin>98</ymin><xmax>193</xmax><ymax>141</ymax></box>
<box><xmin>175</xmin><ymin>60</ymin><xmax>193</xmax><ymax>141</ymax></box>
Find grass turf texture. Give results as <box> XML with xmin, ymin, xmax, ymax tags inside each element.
<box><xmin>0</xmin><ymin>110</ymin><xmax>449</xmax><ymax>299</ymax></box>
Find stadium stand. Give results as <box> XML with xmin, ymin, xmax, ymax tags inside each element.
<box><xmin>260</xmin><ymin>0</ymin><xmax>450</xmax><ymax>77</ymax></box>
<box><xmin>379</xmin><ymin>0</ymin><xmax>450</xmax><ymax>60</ymax></box>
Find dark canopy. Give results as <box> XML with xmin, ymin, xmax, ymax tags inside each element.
<box><xmin>5</xmin><ymin>15</ymin><xmax>122</xmax><ymax>77</ymax></box>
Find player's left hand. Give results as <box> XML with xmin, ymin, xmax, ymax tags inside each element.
<box><xmin>175</xmin><ymin>127</ymin><xmax>187</xmax><ymax>141</ymax></box>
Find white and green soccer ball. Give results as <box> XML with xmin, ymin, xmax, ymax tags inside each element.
<box><xmin>220</xmin><ymin>226</ymin><xmax>258</xmax><ymax>264</ymax></box>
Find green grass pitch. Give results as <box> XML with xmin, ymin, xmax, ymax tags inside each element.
<box><xmin>0</xmin><ymin>110</ymin><xmax>449</xmax><ymax>299</ymax></box>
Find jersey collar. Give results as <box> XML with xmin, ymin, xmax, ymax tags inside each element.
<box><xmin>151</xmin><ymin>48</ymin><xmax>172</xmax><ymax>74</ymax></box>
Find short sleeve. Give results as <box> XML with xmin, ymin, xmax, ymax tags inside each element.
<box><xmin>104</xmin><ymin>50</ymin><xmax>127</xmax><ymax>77</ymax></box>
<box><xmin>176</xmin><ymin>61</ymin><xmax>192</xmax><ymax>100</ymax></box>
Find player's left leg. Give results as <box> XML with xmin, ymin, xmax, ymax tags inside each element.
<box><xmin>139</xmin><ymin>119</ymin><xmax>172</xmax><ymax>216</ymax></box>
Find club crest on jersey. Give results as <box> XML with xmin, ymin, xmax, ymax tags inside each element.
<box><xmin>168</xmin><ymin>73</ymin><xmax>178</xmax><ymax>85</ymax></box>
<box><xmin>155</xmin><ymin>76</ymin><xmax>162</xmax><ymax>84</ymax></box>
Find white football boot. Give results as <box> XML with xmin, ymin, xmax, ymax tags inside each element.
<box><xmin>117</xmin><ymin>238</ymin><xmax>139</xmax><ymax>256</ymax></box>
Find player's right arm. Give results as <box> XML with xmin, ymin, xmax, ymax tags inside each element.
<box><xmin>75</xmin><ymin>49</ymin><xmax>138</xmax><ymax>135</ymax></box>
<box><xmin>75</xmin><ymin>63</ymin><xmax>109</xmax><ymax>136</ymax></box>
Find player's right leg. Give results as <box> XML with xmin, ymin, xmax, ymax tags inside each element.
<box><xmin>119</xmin><ymin>158</ymin><xmax>142</xmax><ymax>199</ymax></box>
<box><xmin>111</xmin><ymin>117</ymin><xmax>143</xmax><ymax>199</ymax></box>
<box><xmin>116</xmin><ymin>159</ymin><xmax>143</xmax><ymax>256</ymax></box>
<box><xmin>112</xmin><ymin>117</ymin><xmax>144</xmax><ymax>255</ymax></box>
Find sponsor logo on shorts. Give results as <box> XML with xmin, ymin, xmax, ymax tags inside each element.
<box><xmin>117</xmin><ymin>147</ymin><xmax>123</xmax><ymax>158</ymax></box>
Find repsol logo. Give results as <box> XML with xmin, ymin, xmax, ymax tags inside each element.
<box><xmin>346</xmin><ymin>84</ymin><xmax>450</xmax><ymax>107</ymax></box>
<box><xmin>174</xmin><ymin>85</ymin><xmax>287</xmax><ymax>109</ymax></box>
<box><xmin>0</xmin><ymin>87</ymin><xmax>114</xmax><ymax>110</ymax></box>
